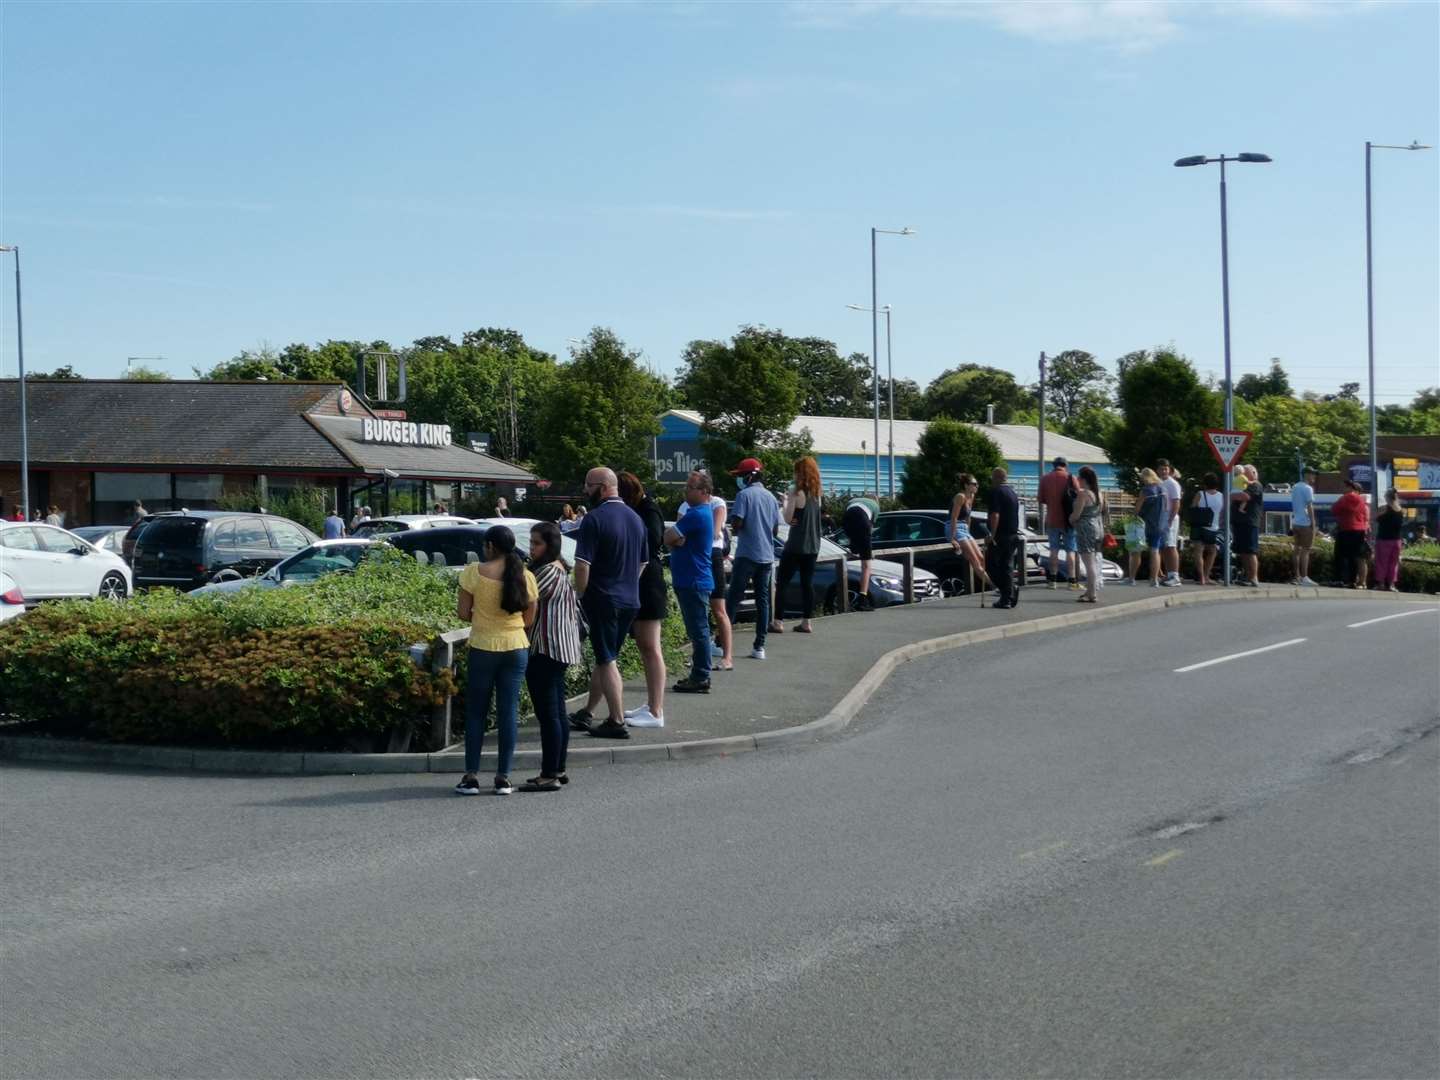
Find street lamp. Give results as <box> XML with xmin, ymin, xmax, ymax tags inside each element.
<box><xmin>0</xmin><ymin>244</ymin><xmax>28</xmax><ymax>520</ymax></box>
<box><xmin>1365</xmin><ymin>140</ymin><xmax>1431</xmax><ymax>521</ymax></box>
<box><xmin>870</xmin><ymin>226</ymin><xmax>914</xmax><ymax>497</ymax></box>
<box><xmin>1173</xmin><ymin>153</ymin><xmax>1272</xmax><ymax>587</ymax></box>
<box><xmin>847</xmin><ymin>303</ymin><xmax>896</xmax><ymax>497</ymax></box>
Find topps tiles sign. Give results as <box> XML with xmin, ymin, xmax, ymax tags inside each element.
<box><xmin>362</xmin><ymin>418</ymin><xmax>454</xmax><ymax>447</ymax></box>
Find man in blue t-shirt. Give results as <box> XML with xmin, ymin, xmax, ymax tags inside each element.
<box><xmin>724</xmin><ymin>457</ymin><xmax>781</xmax><ymax>660</ymax></box>
<box><xmin>665</xmin><ymin>470</ymin><xmax>716</xmax><ymax>694</ymax></box>
<box><xmin>573</xmin><ymin>467</ymin><xmax>646</xmax><ymax>739</ymax></box>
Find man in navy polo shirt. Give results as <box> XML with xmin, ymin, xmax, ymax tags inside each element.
<box><xmin>573</xmin><ymin>467</ymin><xmax>646</xmax><ymax>739</ymax></box>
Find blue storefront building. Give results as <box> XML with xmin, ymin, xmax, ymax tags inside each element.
<box><xmin>653</xmin><ymin>409</ymin><xmax>1116</xmax><ymax>500</ymax></box>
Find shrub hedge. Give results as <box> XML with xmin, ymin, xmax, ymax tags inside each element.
<box><xmin>0</xmin><ymin>551</ymin><xmax>693</xmax><ymax>751</ymax></box>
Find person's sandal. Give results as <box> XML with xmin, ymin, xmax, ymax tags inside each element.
<box><xmin>767</xmin><ymin>622</ymin><xmax>785</xmax><ymax>633</ymax></box>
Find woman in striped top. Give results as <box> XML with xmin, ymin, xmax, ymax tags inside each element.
<box><xmin>523</xmin><ymin>521</ymin><xmax>583</xmax><ymax>791</ymax></box>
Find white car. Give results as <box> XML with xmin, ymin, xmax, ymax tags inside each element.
<box><xmin>0</xmin><ymin>570</ymin><xmax>25</xmax><ymax>623</ymax></box>
<box><xmin>351</xmin><ymin>514</ymin><xmax>476</xmax><ymax>538</ymax></box>
<box><xmin>70</xmin><ymin>525</ymin><xmax>130</xmax><ymax>554</ymax></box>
<box><xmin>0</xmin><ymin>521</ymin><xmax>133</xmax><ymax>603</ymax></box>
<box><xmin>190</xmin><ymin>539</ymin><xmax>379</xmax><ymax>596</ymax></box>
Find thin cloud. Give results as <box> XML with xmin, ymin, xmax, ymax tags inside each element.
<box><xmin>787</xmin><ymin>0</ymin><xmax>1379</xmax><ymax>51</ymax></box>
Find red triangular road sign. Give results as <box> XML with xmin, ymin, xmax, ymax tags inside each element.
<box><xmin>1204</xmin><ymin>429</ymin><xmax>1252</xmax><ymax>472</ymax></box>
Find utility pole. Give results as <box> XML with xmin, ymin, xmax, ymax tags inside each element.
<box><xmin>1037</xmin><ymin>351</ymin><xmax>1047</xmax><ymax>533</ymax></box>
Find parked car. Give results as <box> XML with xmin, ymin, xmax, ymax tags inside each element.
<box><xmin>70</xmin><ymin>525</ymin><xmax>129</xmax><ymax>554</ymax></box>
<box><xmin>351</xmin><ymin>514</ymin><xmax>476</xmax><ymax>538</ymax></box>
<box><xmin>0</xmin><ymin>569</ymin><xmax>25</xmax><ymax>622</ymax></box>
<box><xmin>190</xmin><ymin>539</ymin><xmax>379</xmax><ymax>595</ymax></box>
<box><xmin>385</xmin><ymin>525</ymin><xmax>494</xmax><ymax>570</ymax></box>
<box><xmin>468</xmin><ymin>518</ymin><xmax>578</xmax><ymax>566</ymax></box>
<box><xmin>728</xmin><ymin>525</ymin><xmax>942</xmax><ymax>619</ymax></box>
<box><xmin>0</xmin><ymin>521</ymin><xmax>134</xmax><ymax>602</ymax></box>
<box><xmin>130</xmin><ymin>511</ymin><xmax>318</xmax><ymax>591</ymax></box>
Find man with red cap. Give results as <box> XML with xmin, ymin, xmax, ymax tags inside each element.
<box><xmin>724</xmin><ymin>457</ymin><xmax>781</xmax><ymax>660</ymax></box>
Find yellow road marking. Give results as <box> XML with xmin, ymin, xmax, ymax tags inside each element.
<box><xmin>1146</xmin><ymin>849</ymin><xmax>1183</xmax><ymax>867</ymax></box>
<box><xmin>1018</xmin><ymin>841</ymin><xmax>1068</xmax><ymax>860</ymax></box>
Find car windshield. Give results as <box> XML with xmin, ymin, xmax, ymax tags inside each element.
<box><xmin>353</xmin><ymin>520</ymin><xmax>407</xmax><ymax>536</ymax></box>
<box><xmin>278</xmin><ymin>545</ymin><xmax>370</xmax><ymax>582</ymax></box>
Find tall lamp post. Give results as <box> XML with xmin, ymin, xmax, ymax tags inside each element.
<box><xmin>0</xmin><ymin>245</ymin><xmax>28</xmax><ymax>520</ymax></box>
<box><xmin>847</xmin><ymin>303</ymin><xmax>895</xmax><ymax>496</ymax></box>
<box><xmin>869</xmin><ymin>227</ymin><xmax>914</xmax><ymax>497</ymax></box>
<box><xmin>1365</xmin><ymin>140</ymin><xmax>1431</xmax><ymax>520</ymax></box>
<box><xmin>1173</xmin><ymin>153</ymin><xmax>1272</xmax><ymax>587</ymax></box>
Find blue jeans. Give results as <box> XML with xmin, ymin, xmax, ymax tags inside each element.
<box><xmin>674</xmin><ymin>585</ymin><xmax>712</xmax><ymax>683</ymax></box>
<box><xmin>725</xmin><ymin>556</ymin><xmax>773</xmax><ymax>651</ymax></box>
<box><xmin>465</xmin><ymin>647</ymin><xmax>528</xmax><ymax>777</ymax></box>
<box><xmin>524</xmin><ymin>652</ymin><xmax>570</xmax><ymax>777</ymax></box>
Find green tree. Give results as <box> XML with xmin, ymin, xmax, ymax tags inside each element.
<box><xmin>1378</xmin><ymin>388</ymin><xmax>1440</xmax><ymax>435</ymax></box>
<box><xmin>122</xmin><ymin>365</ymin><xmax>171</xmax><ymax>381</ymax></box>
<box><xmin>533</xmin><ymin>327</ymin><xmax>663</xmax><ymax>487</ymax></box>
<box><xmin>1110</xmin><ymin>347</ymin><xmax>1222</xmax><ymax>487</ymax></box>
<box><xmin>787</xmin><ymin>338</ymin><xmax>870</xmax><ymax>416</ymax></box>
<box><xmin>194</xmin><ymin>346</ymin><xmax>287</xmax><ymax>381</ymax></box>
<box><xmin>1234</xmin><ymin>358</ymin><xmax>1292</xmax><ymax>404</ymax></box>
<box><xmin>1065</xmin><ymin>406</ymin><xmax>1123</xmax><ymax>450</ymax></box>
<box><xmin>26</xmin><ymin>365</ymin><xmax>84</xmax><ymax>380</ymax></box>
<box><xmin>875</xmin><ymin>377</ymin><xmax>925</xmax><ymax>420</ymax></box>
<box><xmin>924</xmin><ymin>365</ymin><xmax>1027</xmax><ymax>423</ymax></box>
<box><xmin>676</xmin><ymin>327</ymin><xmax>803</xmax><ymax>470</ymax></box>
<box><xmin>1044</xmin><ymin>350</ymin><xmax>1113</xmax><ymax>423</ymax></box>
<box><xmin>899</xmin><ymin>418</ymin><xmax>1005</xmax><ymax>509</ymax></box>
<box><xmin>1242</xmin><ymin>396</ymin><xmax>1349</xmax><ymax>479</ymax></box>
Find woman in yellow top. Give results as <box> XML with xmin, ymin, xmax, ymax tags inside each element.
<box><xmin>454</xmin><ymin>525</ymin><xmax>538</xmax><ymax>796</ymax></box>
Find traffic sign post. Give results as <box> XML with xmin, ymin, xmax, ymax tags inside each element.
<box><xmin>1205</xmin><ymin>429</ymin><xmax>1253</xmax><ymax>473</ymax></box>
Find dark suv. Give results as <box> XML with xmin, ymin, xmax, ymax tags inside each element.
<box><xmin>130</xmin><ymin>511</ymin><xmax>318</xmax><ymax>590</ymax></box>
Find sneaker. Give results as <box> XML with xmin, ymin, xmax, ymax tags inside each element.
<box><xmin>522</xmin><ymin>775</ymin><xmax>562</xmax><ymax>792</ymax></box>
<box><xmin>673</xmin><ymin>677</ymin><xmax>711</xmax><ymax>694</ymax></box>
<box><xmin>749</xmin><ymin>647</ymin><xmax>767</xmax><ymax>660</ymax></box>
<box><xmin>587</xmin><ymin>718</ymin><xmax>630</xmax><ymax>740</ymax></box>
<box><xmin>568</xmin><ymin>708</ymin><xmax>593</xmax><ymax>733</ymax></box>
<box><xmin>626</xmin><ymin>705</ymin><xmax>665</xmax><ymax>729</ymax></box>
<box><xmin>1068</xmin><ymin>581</ymin><xmax>1081</xmax><ymax>591</ymax></box>
<box><xmin>1046</xmin><ymin>580</ymin><xmax>1057</xmax><ymax>590</ymax></box>
<box><xmin>454</xmin><ymin>774</ymin><xmax>482</xmax><ymax>796</ymax></box>
<box><xmin>493</xmin><ymin>775</ymin><xmax>513</xmax><ymax>796</ymax></box>
<box><xmin>1160</xmin><ymin>578</ymin><xmax>1181</xmax><ymax>588</ymax></box>
<box><xmin>710</xmin><ymin>641</ymin><xmax>725</xmax><ymax>658</ymax></box>
<box><xmin>623</xmin><ymin>704</ymin><xmax>648</xmax><ymax>719</ymax></box>
<box><xmin>1300</xmin><ymin>576</ymin><xmax>1317</xmax><ymax>587</ymax></box>
<box><xmin>1120</xmin><ymin>578</ymin><xmax>1135</xmax><ymax>586</ymax></box>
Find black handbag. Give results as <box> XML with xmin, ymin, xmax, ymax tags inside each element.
<box><xmin>1185</xmin><ymin>504</ymin><xmax>1214</xmax><ymax>528</ymax></box>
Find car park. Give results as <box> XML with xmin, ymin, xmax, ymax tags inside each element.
<box><xmin>0</xmin><ymin>521</ymin><xmax>134</xmax><ymax>603</ymax></box>
<box><xmin>129</xmin><ymin>511</ymin><xmax>318</xmax><ymax>591</ymax></box>
<box><xmin>70</xmin><ymin>525</ymin><xmax>129</xmax><ymax>555</ymax></box>
<box><xmin>467</xmin><ymin>518</ymin><xmax>577</xmax><ymax>566</ymax></box>
<box><xmin>385</xmin><ymin>525</ymin><xmax>494</xmax><ymax>570</ymax></box>
<box><xmin>351</xmin><ymin>514</ymin><xmax>476</xmax><ymax>537</ymax></box>
<box><xmin>1</xmin><ymin>570</ymin><xmax>26</xmax><ymax>622</ymax></box>
<box><xmin>190</xmin><ymin>539</ymin><xmax>379</xmax><ymax>595</ymax></box>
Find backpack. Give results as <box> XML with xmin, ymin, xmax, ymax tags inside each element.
<box><xmin>1060</xmin><ymin>478</ymin><xmax>1078</xmax><ymax>524</ymax></box>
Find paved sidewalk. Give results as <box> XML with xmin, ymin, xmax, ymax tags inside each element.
<box><xmin>521</xmin><ymin>581</ymin><xmax>1211</xmax><ymax>752</ymax></box>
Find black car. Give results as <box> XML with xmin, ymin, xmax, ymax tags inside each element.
<box><xmin>829</xmin><ymin>509</ymin><xmax>996</xmax><ymax>596</ymax></box>
<box><xmin>130</xmin><ymin>511</ymin><xmax>318</xmax><ymax>590</ymax></box>
<box><xmin>384</xmin><ymin>526</ymin><xmax>492</xmax><ymax>569</ymax></box>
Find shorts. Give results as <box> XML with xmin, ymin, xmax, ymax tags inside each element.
<box><xmin>953</xmin><ymin>522</ymin><xmax>972</xmax><ymax>543</ymax></box>
<box><xmin>1145</xmin><ymin>528</ymin><xmax>1165</xmax><ymax>551</ymax></box>
<box><xmin>636</xmin><ymin>561</ymin><xmax>669</xmax><ymax>621</ymax></box>
<box><xmin>1292</xmin><ymin>525</ymin><xmax>1315</xmax><ymax>547</ymax></box>
<box><xmin>1190</xmin><ymin>526</ymin><xmax>1219</xmax><ymax>547</ymax></box>
<box><xmin>1046</xmin><ymin>527</ymin><xmax>1077</xmax><ymax>553</ymax></box>
<box><xmin>1162</xmin><ymin>519</ymin><xmax>1180</xmax><ymax>550</ymax></box>
<box><xmin>581</xmin><ymin>592</ymin><xmax>637</xmax><ymax>666</ymax></box>
<box><xmin>1231</xmin><ymin>524</ymin><xmax>1260</xmax><ymax>556</ymax></box>
<box><xmin>709</xmin><ymin>550</ymin><xmax>727</xmax><ymax>601</ymax></box>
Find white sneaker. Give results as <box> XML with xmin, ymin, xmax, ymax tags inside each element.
<box><xmin>623</xmin><ymin>704</ymin><xmax>647</xmax><ymax>719</ymax></box>
<box><xmin>626</xmin><ymin>705</ymin><xmax>664</xmax><ymax>728</ymax></box>
<box><xmin>1160</xmin><ymin>578</ymin><xmax>1181</xmax><ymax>588</ymax></box>
<box><xmin>1300</xmin><ymin>576</ymin><xmax>1317</xmax><ymax>587</ymax></box>
<box><xmin>710</xmin><ymin>641</ymin><xmax>724</xmax><ymax>657</ymax></box>
<box><xmin>749</xmin><ymin>647</ymin><xmax>767</xmax><ymax>660</ymax></box>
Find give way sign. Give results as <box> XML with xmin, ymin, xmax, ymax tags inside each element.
<box><xmin>1204</xmin><ymin>429</ymin><xmax>1253</xmax><ymax>472</ymax></box>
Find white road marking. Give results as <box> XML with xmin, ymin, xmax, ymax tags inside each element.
<box><xmin>1346</xmin><ymin>608</ymin><xmax>1440</xmax><ymax>629</ymax></box>
<box><xmin>1174</xmin><ymin>638</ymin><xmax>1306</xmax><ymax>673</ymax></box>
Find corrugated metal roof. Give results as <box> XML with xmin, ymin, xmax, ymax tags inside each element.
<box><xmin>663</xmin><ymin>410</ymin><xmax>1109</xmax><ymax>463</ymax></box>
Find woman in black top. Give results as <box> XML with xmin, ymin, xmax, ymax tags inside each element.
<box><xmin>771</xmin><ymin>457</ymin><xmax>824</xmax><ymax>634</ymax></box>
<box><xmin>617</xmin><ymin>472</ymin><xmax>668</xmax><ymax>728</ymax></box>
<box><xmin>1373</xmin><ymin>487</ymin><xmax>1404</xmax><ymax>592</ymax></box>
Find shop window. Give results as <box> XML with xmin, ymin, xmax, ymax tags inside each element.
<box><xmin>93</xmin><ymin>472</ymin><xmax>173</xmax><ymax>525</ymax></box>
<box><xmin>175</xmin><ymin>474</ymin><xmax>223</xmax><ymax>510</ymax></box>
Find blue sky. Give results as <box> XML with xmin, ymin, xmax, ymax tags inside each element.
<box><xmin>2</xmin><ymin>1</ymin><xmax>1436</xmax><ymax>406</ymax></box>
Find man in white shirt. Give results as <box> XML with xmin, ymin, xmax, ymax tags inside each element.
<box><xmin>1291</xmin><ymin>466</ymin><xmax>1317</xmax><ymax>586</ymax></box>
<box><xmin>1157</xmin><ymin>459</ymin><xmax>1184</xmax><ymax>586</ymax></box>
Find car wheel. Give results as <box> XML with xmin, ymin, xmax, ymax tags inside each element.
<box><xmin>822</xmin><ymin>585</ymin><xmax>839</xmax><ymax>615</ymax></box>
<box><xmin>940</xmin><ymin>574</ymin><xmax>971</xmax><ymax>597</ymax></box>
<box><xmin>97</xmin><ymin>571</ymin><xmax>128</xmax><ymax>601</ymax></box>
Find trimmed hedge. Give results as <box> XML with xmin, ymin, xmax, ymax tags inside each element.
<box><xmin>0</xmin><ymin>551</ymin><xmax>694</xmax><ymax>750</ymax></box>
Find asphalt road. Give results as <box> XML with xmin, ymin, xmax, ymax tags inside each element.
<box><xmin>2</xmin><ymin>598</ymin><xmax>1437</xmax><ymax>1079</ymax></box>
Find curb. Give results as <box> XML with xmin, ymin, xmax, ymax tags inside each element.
<box><xmin>2</xmin><ymin>587</ymin><xmax>1432</xmax><ymax>776</ymax></box>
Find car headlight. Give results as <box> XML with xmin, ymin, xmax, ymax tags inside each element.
<box><xmin>870</xmin><ymin>575</ymin><xmax>901</xmax><ymax>589</ymax></box>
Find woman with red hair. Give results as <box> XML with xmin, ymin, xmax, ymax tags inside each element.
<box><xmin>771</xmin><ymin>456</ymin><xmax>824</xmax><ymax>634</ymax></box>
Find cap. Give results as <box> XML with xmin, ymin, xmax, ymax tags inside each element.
<box><xmin>728</xmin><ymin>457</ymin><xmax>763</xmax><ymax>476</ymax></box>
<box><xmin>1052</xmin><ymin>456</ymin><xmax>1068</xmax><ymax>468</ymax></box>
